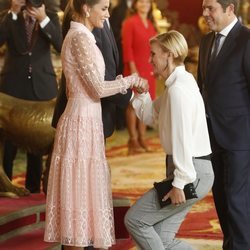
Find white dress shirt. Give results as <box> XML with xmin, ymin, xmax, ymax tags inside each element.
<box><xmin>132</xmin><ymin>66</ymin><xmax>211</xmax><ymax>189</ymax></box>
<box><xmin>213</xmin><ymin>17</ymin><xmax>238</xmax><ymax>56</ymax></box>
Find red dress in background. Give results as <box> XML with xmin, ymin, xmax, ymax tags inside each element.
<box><xmin>122</xmin><ymin>14</ymin><xmax>157</xmax><ymax>99</ymax></box>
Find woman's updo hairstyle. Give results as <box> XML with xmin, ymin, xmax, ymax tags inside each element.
<box><xmin>72</xmin><ymin>0</ymin><xmax>100</xmax><ymax>14</ymax></box>
<box><xmin>65</xmin><ymin>0</ymin><xmax>100</xmax><ymax>20</ymax></box>
<box><xmin>150</xmin><ymin>30</ymin><xmax>188</xmax><ymax>64</ymax></box>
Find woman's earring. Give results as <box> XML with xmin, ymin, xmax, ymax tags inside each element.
<box><xmin>86</xmin><ymin>12</ymin><xmax>90</xmax><ymax>18</ymax></box>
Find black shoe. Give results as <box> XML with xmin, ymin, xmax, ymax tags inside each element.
<box><xmin>61</xmin><ymin>245</ymin><xmax>94</xmax><ymax>249</ymax></box>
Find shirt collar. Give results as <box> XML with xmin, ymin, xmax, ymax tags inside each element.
<box><xmin>219</xmin><ymin>17</ymin><xmax>238</xmax><ymax>37</ymax></box>
<box><xmin>165</xmin><ymin>65</ymin><xmax>185</xmax><ymax>88</ymax></box>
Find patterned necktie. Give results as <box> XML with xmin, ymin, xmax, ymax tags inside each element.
<box><xmin>25</xmin><ymin>16</ymin><xmax>36</xmax><ymax>46</ymax></box>
<box><xmin>210</xmin><ymin>33</ymin><xmax>223</xmax><ymax>63</ymax></box>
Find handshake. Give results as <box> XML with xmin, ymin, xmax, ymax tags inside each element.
<box><xmin>127</xmin><ymin>73</ymin><xmax>149</xmax><ymax>94</ymax></box>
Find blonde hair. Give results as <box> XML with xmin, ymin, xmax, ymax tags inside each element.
<box><xmin>150</xmin><ymin>30</ymin><xmax>188</xmax><ymax>64</ymax></box>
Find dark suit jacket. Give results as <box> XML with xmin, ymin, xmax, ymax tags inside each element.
<box><xmin>0</xmin><ymin>9</ymin><xmax>62</xmax><ymax>100</ymax></box>
<box><xmin>197</xmin><ymin>21</ymin><xmax>250</xmax><ymax>150</ymax></box>
<box><xmin>52</xmin><ymin>19</ymin><xmax>132</xmax><ymax>138</ymax></box>
<box><xmin>110</xmin><ymin>0</ymin><xmax>129</xmax><ymax>75</ymax></box>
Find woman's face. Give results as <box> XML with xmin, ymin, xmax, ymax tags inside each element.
<box><xmin>149</xmin><ymin>42</ymin><xmax>169</xmax><ymax>78</ymax></box>
<box><xmin>88</xmin><ymin>0</ymin><xmax>110</xmax><ymax>29</ymax></box>
<box><xmin>135</xmin><ymin>0</ymin><xmax>151</xmax><ymax>15</ymax></box>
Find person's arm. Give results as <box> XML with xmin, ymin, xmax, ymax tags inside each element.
<box><xmin>0</xmin><ymin>0</ymin><xmax>25</xmax><ymax>45</ymax></box>
<box><xmin>51</xmin><ymin>74</ymin><xmax>67</xmax><ymax>128</ymax></box>
<box><xmin>92</xmin><ymin>24</ymin><xmax>133</xmax><ymax>107</ymax></box>
<box><xmin>162</xmin><ymin>85</ymin><xmax>197</xmax><ymax>206</ymax></box>
<box><xmin>169</xmin><ymin>86</ymin><xmax>197</xmax><ymax>189</ymax></box>
<box><xmin>131</xmin><ymin>92</ymin><xmax>155</xmax><ymax>126</ymax></box>
<box><xmin>41</xmin><ymin>10</ymin><xmax>62</xmax><ymax>52</ymax></box>
<box><xmin>27</xmin><ymin>5</ymin><xmax>62</xmax><ymax>52</ymax></box>
<box><xmin>70</xmin><ymin>32</ymin><xmax>141</xmax><ymax>98</ymax></box>
<box><xmin>243</xmin><ymin>36</ymin><xmax>250</xmax><ymax>88</ymax></box>
<box><xmin>197</xmin><ymin>36</ymin><xmax>205</xmax><ymax>93</ymax></box>
<box><xmin>0</xmin><ymin>10</ymin><xmax>10</xmax><ymax>46</ymax></box>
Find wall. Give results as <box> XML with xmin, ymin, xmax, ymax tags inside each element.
<box><xmin>167</xmin><ymin>0</ymin><xmax>203</xmax><ymax>27</ymax></box>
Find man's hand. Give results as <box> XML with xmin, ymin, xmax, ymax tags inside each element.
<box><xmin>10</xmin><ymin>0</ymin><xmax>26</xmax><ymax>14</ymax></box>
<box><xmin>26</xmin><ymin>4</ymin><xmax>46</xmax><ymax>23</ymax></box>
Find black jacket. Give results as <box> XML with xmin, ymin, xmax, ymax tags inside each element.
<box><xmin>0</xmin><ymin>9</ymin><xmax>62</xmax><ymax>100</ymax></box>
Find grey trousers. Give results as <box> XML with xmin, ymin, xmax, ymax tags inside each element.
<box><xmin>124</xmin><ymin>157</ymin><xmax>214</xmax><ymax>250</ymax></box>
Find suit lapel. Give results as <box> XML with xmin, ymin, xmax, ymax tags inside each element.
<box><xmin>104</xmin><ymin>21</ymin><xmax>119</xmax><ymax>68</ymax></box>
<box><xmin>215</xmin><ymin>21</ymin><xmax>241</xmax><ymax>64</ymax></box>
<box><xmin>207</xmin><ymin>21</ymin><xmax>241</xmax><ymax>82</ymax></box>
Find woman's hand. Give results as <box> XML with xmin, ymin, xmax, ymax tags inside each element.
<box><xmin>162</xmin><ymin>186</ymin><xmax>186</xmax><ymax>206</ymax></box>
<box><xmin>133</xmin><ymin>77</ymin><xmax>149</xmax><ymax>94</ymax></box>
<box><xmin>125</xmin><ymin>74</ymin><xmax>148</xmax><ymax>93</ymax></box>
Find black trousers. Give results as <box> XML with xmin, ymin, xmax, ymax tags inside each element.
<box><xmin>3</xmin><ymin>139</ymin><xmax>42</xmax><ymax>193</ymax></box>
<box><xmin>208</xmin><ymin>120</ymin><xmax>250</xmax><ymax>250</ymax></box>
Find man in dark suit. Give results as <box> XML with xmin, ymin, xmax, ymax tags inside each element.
<box><xmin>0</xmin><ymin>0</ymin><xmax>62</xmax><ymax>193</ymax></box>
<box><xmin>198</xmin><ymin>0</ymin><xmax>250</xmax><ymax>249</ymax></box>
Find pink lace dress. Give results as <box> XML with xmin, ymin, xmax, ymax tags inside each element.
<box><xmin>44</xmin><ymin>22</ymin><xmax>132</xmax><ymax>248</ymax></box>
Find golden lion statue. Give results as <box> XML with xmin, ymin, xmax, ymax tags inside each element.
<box><xmin>0</xmin><ymin>92</ymin><xmax>55</xmax><ymax>197</ymax></box>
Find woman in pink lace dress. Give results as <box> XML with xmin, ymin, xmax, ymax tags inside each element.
<box><xmin>44</xmin><ymin>0</ymin><xmax>147</xmax><ymax>249</ymax></box>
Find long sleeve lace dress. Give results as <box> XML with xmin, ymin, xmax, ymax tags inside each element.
<box><xmin>44</xmin><ymin>21</ymin><xmax>134</xmax><ymax>248</ymax></box>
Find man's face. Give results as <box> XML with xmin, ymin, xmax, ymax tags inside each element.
<box><xmin>202</xmin><ymin>0</ymin><xmax>233</xmax><ymax>32</ymax></box>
